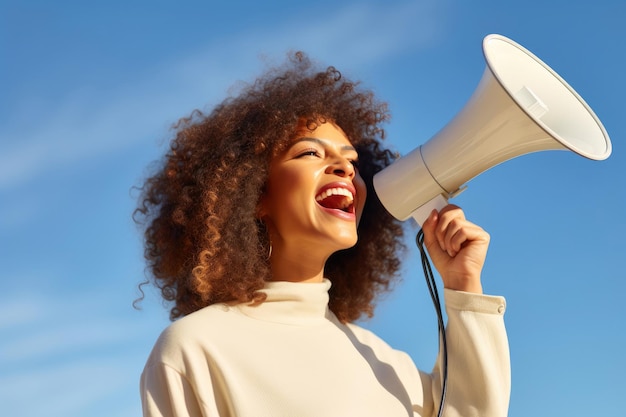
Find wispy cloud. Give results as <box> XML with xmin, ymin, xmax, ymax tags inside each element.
<box><xmin>0</xmin><ymin>288</ymin><xmax>158</xmax><ymax>361</ymax></box>
<box><xmin>0</xmin><ymin>356</ymin><xmax>140</xmax><ymax>417</ymax></box>
<box><xmin>0</xmin><ymin>0</ymin><xmax>444</xmax><ymax>192</ymax></box>
<box><xmin>2</xmin><ymin>317</ymin><xmax>144</xmax><ymax>364</ymax></box>
<box><xmin>0</xmin><ymin>288</ymin><xmax>163</xmax><ymax>416</ymax></box>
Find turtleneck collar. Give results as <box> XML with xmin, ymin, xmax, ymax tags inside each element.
<box><xmin>235</xmin><ymin>279</ymin><xmax>332</xmax><ymax>325</ymax></box>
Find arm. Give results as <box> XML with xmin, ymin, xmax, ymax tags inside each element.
<box><xmin>421</xmin><ymin>206</ymin><xmax>511</xmax><ymax>417</ymax></box>
<box><xmin>430</xmin><ymin>290</ymin><xmax>510</xmax><ymax>417</ymax></box>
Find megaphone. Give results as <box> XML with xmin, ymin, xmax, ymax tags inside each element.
<box><xmin>373</xmin><ymin>34</ymin><xmax>612</xmax><ymax>225</ymax></box>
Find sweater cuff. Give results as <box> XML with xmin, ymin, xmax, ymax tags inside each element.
<box><xmin>443</xmin><ymin>288</ymin><xmax>507</xmax><ymax>316</ymax></box>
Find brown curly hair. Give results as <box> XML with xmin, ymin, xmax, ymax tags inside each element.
<box><xmin>134</xmin><ymin>52</ymin><xmax>405</xmax><ymax>323</ymax></box>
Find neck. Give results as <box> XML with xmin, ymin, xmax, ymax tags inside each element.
<box><xmin>269</xmin><ymin>255</ymin><xmax>327</xmax><ymax>283</ymax></box>
<box><xmin>269</xmin><ymin>243</ymin><xmax>329</xmax><ymax>283</ymax></box>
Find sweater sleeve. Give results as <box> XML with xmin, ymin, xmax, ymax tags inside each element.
<box><xmin>430</xmin><ymin>289</ymin><xmax>510</xmax><ymax>417</ymax></box>
<box><xmin>141</xmin><ymin>363</ymin><xmax>204</xmax><ymax>417</ymax></box>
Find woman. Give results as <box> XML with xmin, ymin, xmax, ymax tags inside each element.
<box><xmin>136</xmin><ymin>52</ymin><xmax>510</xmax><ymax>417</ymax></box>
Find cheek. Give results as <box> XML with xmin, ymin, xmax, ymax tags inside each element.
<box><xmin>267</xmin><ymin>164</ymin><xmax>303</xmax><ymax>196</ymax></box>
<box><xmin>264</xmin><ymin>167</ymin><xmax>315</xmax><ymax>217</ymax></box>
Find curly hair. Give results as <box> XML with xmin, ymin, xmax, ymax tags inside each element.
<box><xmin>134</xmin><ymin>52</ymin><xmax>406</xmax><ymax>323</ymax></box>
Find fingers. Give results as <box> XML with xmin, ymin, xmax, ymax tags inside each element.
<box><xmin>421</xmin><ymin>209</ymin><xmax>445</xmax><ymax>258</ymax></box>
<box><xmin>435</xmin><ymin>205</ymin><xmax>465</xmax><ymax>257</ymax></box>
<box><xmin>423</xmin><ymin>205</ymin><xmax>465</xmax><ymax>257</ymax></box>
<box><xmin>421</xmin><ymin>204</ymin><xmax>489</xmax><ymax>293</ymax></box>
<box><xmin>422</xmin><ymin>205</ymin><xmax>489</xmax><ymax>258</ymax></box>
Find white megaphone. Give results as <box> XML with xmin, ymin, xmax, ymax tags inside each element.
<box><xmin>373</xmin><ymin>34</ymin><xmax>612</xmax><ymax>226</ymax></box>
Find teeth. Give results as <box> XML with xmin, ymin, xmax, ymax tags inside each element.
<box><xmin>315</xmin><ymin>187</ymin><xmax>354</xmax><ymax>203</ymax></box>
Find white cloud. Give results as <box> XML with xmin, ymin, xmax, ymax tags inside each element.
<box><xmin>0</xmin><ymin>0</ymin><xmax>444</xmax><ymax>191</ymax></box>
<box><xmin>0</xmin><ymin>294</ymin><xmax>47</xmax><ymax>331</ymax></box>
<box><xmin>0</xmin><ymin>285</ymin><xmax>163</xmax><ymax>362</ymax></box>
<box><xmin>2</xmin><ymin>318</ymin><xmax>144</xmax><ymax>363</ymax></box>
<box><xmin>0</xmin><ymin>289</ymin><xmax>164</xmax><ymax>416</ymax></box>
<box><xmin>0</xmin><ymin>356</ymin><xmax>139</xmax><ymax>417</ymax></box>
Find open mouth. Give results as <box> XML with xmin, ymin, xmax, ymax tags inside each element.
<box><xmin>315</xmin><ymin>186</ymin><xmax>355</xmax><ymax>214</ymax></box>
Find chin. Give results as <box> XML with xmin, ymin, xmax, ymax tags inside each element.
<box><xmin>331</xmin><ymin>233</ymin><xmax>359</xmax><ymax>251</ymax></box>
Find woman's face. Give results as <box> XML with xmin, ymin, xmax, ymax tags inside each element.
<box><xmin>259</xmin><ymin>121</ymin><xmax>367</xmax><ymax>257</ymax></box>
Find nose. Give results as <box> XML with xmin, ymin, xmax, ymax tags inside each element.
<box><xmin>327</xmin><ymin>156</ymin><xmax>355</xmax><ymax>178</ymax></box>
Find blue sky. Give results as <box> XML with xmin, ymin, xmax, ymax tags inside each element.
<box><xmin>1</xmin><ymin>0</ymin><xmax>624</xmax><ymax>416</ymax></box>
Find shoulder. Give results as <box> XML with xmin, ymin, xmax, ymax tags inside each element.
<box><xmin>169</xmin><ymin>303</ymin><xmax>234</xmax><ymax>333</ymax></box>
<box><xmin>145</xmin><ymin>303</ymin><xmax>239</xmax><ymax>368</ymax></box>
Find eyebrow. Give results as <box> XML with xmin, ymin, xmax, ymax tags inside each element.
<box><xmin>294</xmin><ymin>137</ymin><xmax>357</xmax><ymax>153</ymax></box>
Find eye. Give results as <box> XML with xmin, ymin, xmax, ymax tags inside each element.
<box><xmin>349</xmin><ymin>159</ymin><xmax>360</xmax><ymax>169</ymax></box>
<box><xmin>296</xmin><ymin>148</ymin><xmax>322</xmax><ymax>158</ymax></box>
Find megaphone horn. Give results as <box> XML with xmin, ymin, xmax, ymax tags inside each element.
<box><xmin>373</xmin><ymin>34</ymin><xmax>612</xmax><ymax>225</ymax></box>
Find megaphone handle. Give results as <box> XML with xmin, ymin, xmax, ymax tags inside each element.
<box><xmin>410</xmin><ymin>193</ymin><xmax>449</xmax><ymax>227</ymax></box>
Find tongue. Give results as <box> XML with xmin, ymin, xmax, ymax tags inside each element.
<box><xmin>318</xmin><ymin>195</ymin><xmax>350</xmax><ymax>211</ymax></box>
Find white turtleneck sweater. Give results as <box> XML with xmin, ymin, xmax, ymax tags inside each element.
<box><xmin>141</xmin><ymin>279</ymin><xmax>510</xmax><ymax>417</ymax></box>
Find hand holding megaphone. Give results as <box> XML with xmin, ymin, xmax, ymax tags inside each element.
<box><xmin>419</xmin><ymin>205</ymin><xmax>489</xmax><ymax>293</ymax></box>
<box><xmin>373</xmin><ymin>34</ymin><xmax>612</xmax><ymax>226</ymax></box>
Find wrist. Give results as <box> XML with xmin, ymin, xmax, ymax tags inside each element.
<box><xmin>443</xmin><ymin>276</ymin><xmax>483</xmax><ymax>294</ymax></box>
